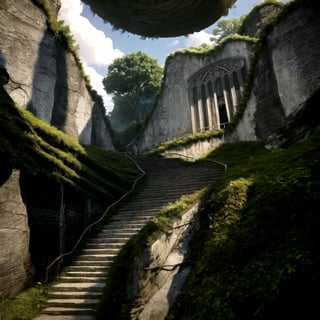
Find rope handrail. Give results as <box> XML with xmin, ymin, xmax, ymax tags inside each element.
<box><xmin>45</xmin><ymin>154</ymin><xmax>146</xmax><ymax>283</ymax></box>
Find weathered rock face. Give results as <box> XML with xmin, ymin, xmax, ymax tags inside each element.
<box><xmin>0</xmin><ymin>168</ymin><xmax>33</xmax><ymax>298</ymax></box>
<box><xmin>82</xmin><ymin>0</ymin><xmax>235</xmax><ymax>37</ymax></box>
<box><xmin>0</xmin><ymin>0</ymin><xmax>114</xmax><ymax>149</ymax></box>
<box><xmin>239</xmin><ymin>3</ymin><xmax>283</xmax><ymax>38</ymax></box>
<box><xmin>0</xmin><ymin>0</ymin><xmax>114</xmax><ymax>296</ymax></box>
<box><xmin>127</xmin><ymin>202</ymin><xmax>201</xmax><ymax>320</ymax></box>
<box><xmin>229</xmin><ymin>4</ymin><xmax>320</xmax><ymax>142</ymax></box>
<box><xmin>138</xmin><ymin>40</ymin><xmax>253</xmax><ymax>153</ymax></box>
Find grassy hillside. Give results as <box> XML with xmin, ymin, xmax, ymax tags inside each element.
<box><xmin>167</xmin><ymin>133</ymin><xmax>320</xmax><ymax>319</ymax></box>
<box><xmin>0</xmin><ymin>86</ymin><xmax>140</xmax><ymax>203</ymax></box>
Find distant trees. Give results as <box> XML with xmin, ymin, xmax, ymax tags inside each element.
<box><xmin>103</xmin><ymin>51</ymin><xmax>163</xmax><ymax>133</ymax></box>
<box><xmin>210</xmin><ymin>16</ymin><xmax>246</xmax><ymax>44</ymax></box>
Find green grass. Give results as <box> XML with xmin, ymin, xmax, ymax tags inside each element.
<box><xmin>0</xmin><ymin>86</ymin><xmax>140</xmax><ymax>203</ymax></box>
<box><xmin>0</xmin><ymin>283</ymin><xmax>48</xmax><ymax>320</ymax></box>
<box><xmin>167</xmin><ymin>132</ymin><xmax>320</xmax><ymax>319</ymax></box>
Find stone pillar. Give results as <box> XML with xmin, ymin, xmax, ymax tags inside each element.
<box><xmin>212</xmin><ymin>86</ymin><xmax>220</xmax><ymax>129</ymax></box>
<box><xmin>221</xmin><ymin>76</ymin><xmax>231</xmax><ymax>123</ymax></box>
<box><xmin>229</xmin><ymin>74</ymin><xmax>238</xmax><ymax>114</ymax></box>
<box><xmin>197</xmin><ymin>86</ymin><xmax>204</xmax><ymax>131</ymax></box>
<box><xmin>237</xmin><ymin>69</ymin><xmax>245</xmax><ymax>94</ymax></box>
<box><xmin>189</xmin><ymin>89</ymin><xmax>197</xmax><ymax>133</ymax></box>
<box><xmin>205</xmin><ymin>82</ymin><xmax>213</xmax><ymax>130</ymax></box>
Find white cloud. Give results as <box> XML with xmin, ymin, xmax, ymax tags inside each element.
<box><xmin>167</xmin><ymin>39</ymin><xmax>180</xmax><ymax>47</ymax></box>
<box><xmin>58</xmin><ymin>0</ymin><xmax>123</xmax><ymax>110</ymax></box>
<box><xmin>82</xmin><ymin>64</ymin><xmax>114</xmax><ymax>113</ymax></box>
<box><xmin>185</xmin><ymin>31</ymin><xmax>213</xmax><ymax>47</ymax></box>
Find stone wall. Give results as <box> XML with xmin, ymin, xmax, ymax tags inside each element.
<box><xmin>0</xmin><ymin>169</ymin><xmax>33</xmax><ymax>298</ymax></box>
<box><xmin>227</xmin><ymin>4</ymin><xmax>320</xmax><ymax>142</ymax></box>
<box><xmin>0</xmin><ymin>0</ymin><xmax>114</xmax><ymax>149</ymax></box>
<box><xmin>0</xmin><ymin>0</ymin><xmax>114</xmax><ymax>296</ymax></box>
<box><xmin>128</xmin><ymin>202</ymin><xmax>201</xmax><ymax>320</ymax></box>
<box><xmin>138</xmin><ymin>40</ymin><xmax>253</xmax><ymax>153</ymax></box>
<box><xmin>160</xmin><ymin>137</ymin><xmax>223</xmax><ymax>160</ymax></box>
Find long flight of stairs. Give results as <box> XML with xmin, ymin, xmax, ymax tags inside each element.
<box><xmin>35</xmin><ymin>156</ymin><xmax>223</xmax><ymax>319</ymax></box>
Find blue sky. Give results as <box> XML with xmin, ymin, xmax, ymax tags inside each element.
<box><xmin>59</xmin><ymin>0</ymin><xmax>288</xmax><ymax>111</ymax></box>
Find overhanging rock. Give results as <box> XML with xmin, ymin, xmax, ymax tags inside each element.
<box><xmin>82</xmin><ymin>0</ymin><xmax>236</xmax><ymax>37</ymax></box>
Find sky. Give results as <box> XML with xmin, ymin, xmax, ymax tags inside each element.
<box><xmin>58</xmin><ymin>0</ymin><xmax>288</xmax><ymax>112</ymax></box>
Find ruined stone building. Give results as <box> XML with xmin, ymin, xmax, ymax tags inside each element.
<box><xmin>138</xmin><ymin>2</ymin><xmax>320</xmax><ymax>152</ymax></box>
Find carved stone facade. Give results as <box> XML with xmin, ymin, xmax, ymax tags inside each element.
<box><xmin>138</xmin><ymin>40</ymin><xmax>253</xmax><ymax>153</ymax></box>
<box><xmin>188</xmin><ymin>59</ymin><xmax>246</xmax><ymax>132</ymax></box>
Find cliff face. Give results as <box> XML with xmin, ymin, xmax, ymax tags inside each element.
<box><xmin>0</xmin><ymin>169</ymin><xmax>33</xmax><ymax>298</ymax></box>
<box><xmin>0</xmin><ymin>0</ymin><xmax>113</xmax><ymax>149</ymax></box>
<box><xmin>0</xmin><ymin>0</ymin><xmax>114</xmax><ymax>297</ymax></box>
<box><xmin>230</xmin><ymin>4</ymin><xmax>320</xmax><ymax>143</ymax></box>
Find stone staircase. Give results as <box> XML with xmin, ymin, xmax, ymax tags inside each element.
<box><xmin>35</xmin><ymin>156</ymin><xmax>223</xmax><ymax>319</ymax></box>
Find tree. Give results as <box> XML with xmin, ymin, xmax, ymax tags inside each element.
<box><xmin>210</xmin><ymin>16</ymin><xmax>246</xmax><ymax>44</ymax></box>
<box><xmin>103</xmin><ymin>51</ymin><xmax>163</xmax><ymax>131</ymax></box>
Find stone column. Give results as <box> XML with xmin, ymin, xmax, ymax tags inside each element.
<box><xmin>197</xmin><ymin>86</ymin><xmax>204</xmax><ymax>131</ymax></box>
<box><xmin>229</xmin><ymin>73</ymin><xmax>238</xmax><ymax>114</ymax></box>
<box><xmin>221</xmin><ymin>76</ymin><xmax>231</xmax><ymax>123</ymax></box>
<box><xmin>205</xmin><ymin>82</ymin><xmax>213</xmax><ymax>130</ymax></box>
<box><xmin>212</xmin><ymin>85</ymin><xmax>220</xmax><ymax>129</ymax></box>
<box><xmin>237</xmin><ymin>69</ymin><xmax>245</xmax><ymax>94</ymax></box>
<box><xmin>189</xmin><ymin>89</ymin><xmax>197</xmax><ymax>133</ymax></box>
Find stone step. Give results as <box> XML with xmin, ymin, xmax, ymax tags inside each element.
<box><xmin>46</xmin><ymin>298</ymin><xmax>100</xmax><ymax>308</ymax></box>
<box><xmin>85</xmin><ymin>242</ymin><xmax>124</xmax><ymax>248</ymax></box>
<box><xmin>72</xmin><ymin>259</ymin><xmax>112</xmax><ymax>266</ymax></box>
<box><xmin>75</xmin><ymin>254</ymin><xmax>116</xmax><ymax>261</ymax></box>
<box><xmin>110</xmin><ymin>215</ymin><xmax>152</xmax><ymax>222</ymax></box>
<box><xmin>87</xmin><ymin>237</ymin><xmax>129</xmax><ymax>244</ymax></box>
<box><xmin>82</xmin><ymin>248</ymin><xmax>121</xmax><ymax>255</ymax></box>
<box><xmin>49</xmin><ymin>291</ymin><xmax>103</xmax><ymax>300</ymax></box>
<box><xmin>64</xmin><ymin>271</ymin><xmax>108</xmax><ymax>277</ymax></box>
<box><xmin>68</xmin><ymin>265</ymin><xmax>110</xmax><ymax>272</ymax></box>
<box><xmin>59</xmin><ymin>276</ymin><xmax>107</xmax><ymax>283</ymax></box>
<box><xmin>97</xmin><ymin>229</ymin><xmax>138</xmax><ymax>236</ymax></box>
<box><xmin>51</xmin><ymin>282</ymin><xmax>105</xmax><ymax>292</ymax></box>
<box><xmin>42</xmin><ymin>307</ymin><xmax>94</xmax><ymax>316</ymax></box>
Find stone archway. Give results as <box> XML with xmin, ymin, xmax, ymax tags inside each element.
<box><xmin>188</xmin><ymin>58</ymin><xmax>247</xmax><ymax>132</ymax></box>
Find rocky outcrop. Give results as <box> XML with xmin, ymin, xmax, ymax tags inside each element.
<box><xmin>229</xmin><ymin>3</ymin><xmax>320</xmax><ymax>143</ymax></box>
<box><xmin>128</xmin><ymin>202</ymin><xmax>201</xmax><ymax>320</ymax></box>
<box><xmin>0</xmin><ymin>0</ymin><xmax>114</xmax><ymax>149</ymax></box>
<box><xmin>82</xmin><ymin>0</ymin><xmax>235</xmax><ymax>37</ymax></box>
<box><xmin>0</xmin><ymin>169</ymin><xmax>33</xmax><ymax>298</ymax></box>
<box><xmin>239</xmin><ymin>3</ymin><xmax>283</xmax><ymax>38</ymax></box>
<box><xmin>0</xmin><ymin>0</ymin><xmax>114</xmax><ymax>297</ymax></box>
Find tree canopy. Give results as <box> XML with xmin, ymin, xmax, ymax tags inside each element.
<box><xmin>103</xmin><ymin>51</ymin><xmax>163</xmax><ymax>132</ymax></box>
<box><xmin>211</xmin><ymin>16</ymin><xmax>246</xmax><ymax>44</ymax></box>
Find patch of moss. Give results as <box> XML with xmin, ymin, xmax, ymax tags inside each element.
<box><xmin>167</xmin><ymin>132</ymin><xmax>320</xmax><ymax>319</ymax></box>
<box><xmin>0</xmin><ymin>283</ymin><xmax>48</xmax><ymax>320</ymax></box>
<box><xmin>144</xmin><ymin>129</ymin><xmax>223</xmax><ymax>156</ymax></box>
<box><xmin>0</xmin><ymin>87</ymin><xmax>140</xmax><ymax>203</ymax></box>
